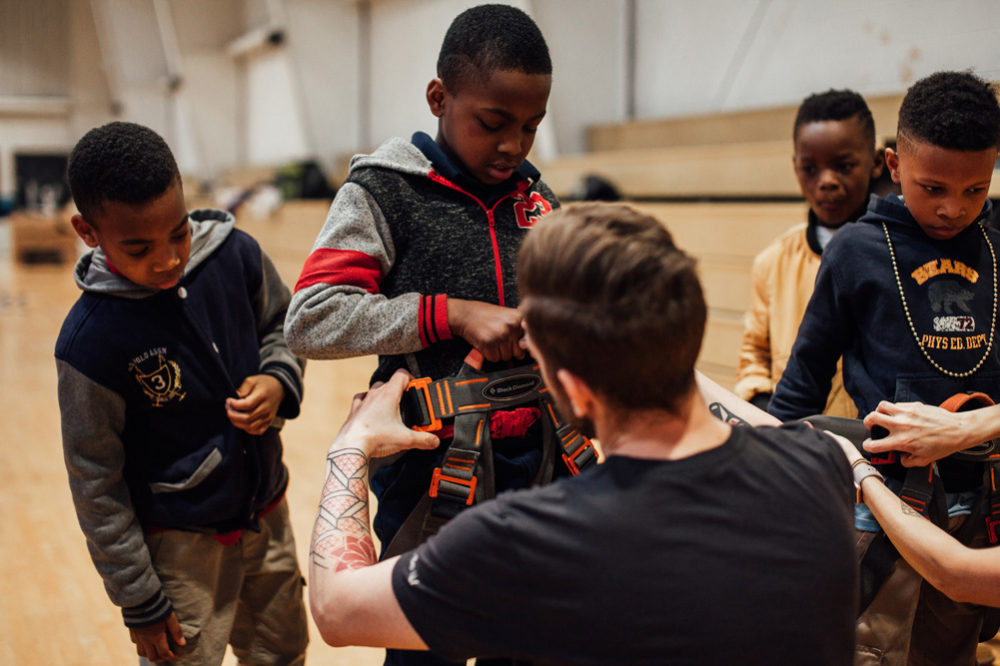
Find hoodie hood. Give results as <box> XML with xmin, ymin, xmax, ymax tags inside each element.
<box><xmin>73</xmin><ymin>208</ymin><xmax>236</xmax><ymax>298</ymax></box>
<box><xmin>348</xmin><ymin>137</ymin><xmax>433</xmax><ymax>179</ymax></box>
<box><xmin>347</xmin><ymin>134</ymin><xmax>542</xmax><ymax>206</ymax></box>
<box><xmin>860</xmin><ymin>192</ymin><xmax>994</xmax><ymax>237</ymax></box>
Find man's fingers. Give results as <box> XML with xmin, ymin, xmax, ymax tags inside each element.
<box><xmin>413</xmin><ymin>431</ymin><xmax>440</xmax><ymax>450</ymax></box>
<box><xmin>862</xmin><ymin>437</ymin><xmax>894</xmax><ymax>453</ymax></box>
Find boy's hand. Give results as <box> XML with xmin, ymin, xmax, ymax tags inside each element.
<box><xmin>226</xmin><ymin>374</ymin><xmax>284</xmax><ymax>435</ymax></box>
<box><xmin>129</xmin><ymin>612</ymin><xmax>185</xmax><ymax>662</ymax></box>
<box><xmin>862</xmin><ymin>400</ymin><xmax>969</xmax><ymax>467</ymax></box>
<box><xmin>333</xmin><ymin>369</ymin><xmax>440</xmax><ymax>459</ymax></box>
<box><xmin>448</xmin><ymin>298</ymin><xmax>525</xmax><ymax>363</ymax></box>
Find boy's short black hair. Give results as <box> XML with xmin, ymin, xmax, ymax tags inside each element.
<box><xmin>794</xmin><ymin>89</ymin><xmax>876</xmax><ymax>148</ymax></box>
<box><xmin>68</xmin><ymin>121</ymin><xmax>180</xmax><ymax>220</ymax></box>
<box><xmin>898</xmin><ymin>71</ymin><xmax>1000</xmax><ymax>151</ymax></box>
<box><xmin>437</xmin><ymin>4</ymin><xmax>551</xmax><ymax>91</ymax></box>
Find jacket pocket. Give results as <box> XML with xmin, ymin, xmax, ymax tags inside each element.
<box><xmin>149</xmin><ymin>447</ymin><xmax>222</xmax><ymax>494</ymax></box>
<box><xmin>894</xmin><ymin>370</ymin><xmax>1000</xmax><ymax>404</ymax></box>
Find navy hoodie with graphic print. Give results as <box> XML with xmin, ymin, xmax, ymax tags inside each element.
<box><xmin>55</xmin><ymin>210</ymin><xmax>304</xmax><ymax>626</ymax></box>
<box><xmin>770</xmin><ymin>193</ymin><xmax>998</xmax><ymax>488</ymax></box>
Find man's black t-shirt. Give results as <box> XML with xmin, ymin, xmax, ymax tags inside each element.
<box><xmin>391</xmin><ymin>423</ymin><xmax>856</xmax><ymax>665</ymax></box>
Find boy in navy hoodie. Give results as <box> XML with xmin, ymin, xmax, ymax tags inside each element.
<box><xmin>56</xmin><ymin>122</ymin><xmax>308</xmax><ymax>665</ymax></box>
<box><xmin>770</xmin><ymin>72</ymin><xmax>1000</xmax><ymax>665</ymax></box>
<box><xmin>284</xmin><ymin>5</ymin><xmax>558</xmax><ymax>665</ymax></box>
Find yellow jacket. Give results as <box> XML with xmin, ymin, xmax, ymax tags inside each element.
<box><xmin>736</xmin><ymin>221</ymin><xmax>857</xmax><ymax>418</ymax></box>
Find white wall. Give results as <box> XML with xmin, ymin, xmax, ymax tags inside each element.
<box><xmin>632</xmin><ymin>0</ymin><xmax>1000</xmax><ymax>121</ymax></box>
<box><xmin>284</xmin><ymin>0</ymin><xmax>361</xmax><ymax>172</ymax></box>
<box><xmin>4</xmin><ymin>0</ymin><xmax>1000</xmax><ymax>195</ymax></box>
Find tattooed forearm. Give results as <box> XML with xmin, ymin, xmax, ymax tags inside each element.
<box><xmin>900</xmin><ymin>499</ymin><xmax>922</xmax><ymax>518</ymax></box>
<box><xmin>311</xmin><ymin>447</ymin><xmax>378</xmax><ymax>572</ymax></box>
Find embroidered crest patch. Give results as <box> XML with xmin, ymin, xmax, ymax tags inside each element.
<box><xmin>129</xmin><ymin>350</ymin><xmax>186</xmax><ymax>407</ymax></box>
<box><xmin>512</xmin><ymin>192</ymin><xmax>552</xmax><ymax>228</ymax></box>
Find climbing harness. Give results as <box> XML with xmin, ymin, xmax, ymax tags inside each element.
<box><xmin>380</xmin><ymin>350</ymin><xmax>598</xmax><ymax>557</ymax></box>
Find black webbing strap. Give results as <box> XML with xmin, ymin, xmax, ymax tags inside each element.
<box><xmin>987</xmin><ymin>457</ymin><xmax>1000</xmax><ymax>544</ymax></box>
<box><xmin>541</xmin><ymin>396</ymin><xmax>598</xmax><ymax>474</ymax></box>
<box><xmin>400</xmin><ymin>362</ymin><xmax>548</xmax><ymax>432</ymax></box>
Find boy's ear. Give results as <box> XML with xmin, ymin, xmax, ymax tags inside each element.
<box><xmin>70</xmin><ymin>214</ymin><xmax>100</xmax><ymax>248</ymax></box>
<box><xmin>426</xmin><ymin>78</ymin><xmax>447</xmax><ymax>117</ymax></box>
<box><xmin>555</xmin><ymin>368</ymin><xmax>597</xmax><ymax>421</ymax></box>
<box><xmin>871</xmin><ymin>147</ymin><xmax>885</xmax><ymax>179</ymax></box>
<box><xmin>884</xmin><ymin>147</ymin><xmax>902</xmax><ymax>184</ymax></box>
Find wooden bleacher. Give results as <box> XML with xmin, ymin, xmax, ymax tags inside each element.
<box><xmin>629</xmin><ymin>201</ymin><xmax>807</xmax><ymax>389</ymax></box>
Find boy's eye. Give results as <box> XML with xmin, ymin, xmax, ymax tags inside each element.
<box><xmin>523</xmin><ymin>125</ymin><xmax>539</xmax><ymax>134</ymax></box>
<box><xmin>478</xmin><ymin>118</ymin><xmax>501</xmax><ymax>132</ymax></box>
<box><xmin>797</xmin><ymin>165</ymin><xmax>817</xmax><ymax>176</ymax></box>
<box><xmin>923</xmin><ymin>185</ymin><xmax>941</xmax><ymax>193</ymax></box>
<box><xmin>126</xmin><ymin>247</ymin><xmax>151</xmax><ymax>257</ymax></box>
<box><xmin>837</xmin><ymin>162</ymin><xmax>857</xmax><ymax>174</ymax></box>
<box><xmin>967</xmin><ymin>186</ymin><xmax>985</xmax><ymax>195</ymax></box>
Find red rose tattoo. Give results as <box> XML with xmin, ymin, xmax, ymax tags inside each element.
<box><xmin>311</xmin><ymin>448</ymin><xmax>378</xmax><ymax>571</ymax></box>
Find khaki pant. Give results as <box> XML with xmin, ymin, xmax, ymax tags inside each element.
<box><xmin>140</xmin><ymin>499</ymin><xmax>309</xmax><ymax>666</ymax></box>
<box><xmin>855</xmin><ymin>516</ymin><xmax>995</xmax><ymax>666</ymax></box>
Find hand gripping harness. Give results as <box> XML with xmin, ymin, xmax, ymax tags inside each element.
<box><xmin>379</xmin><ymin>351</ymin><xmax>598</xmax><ymax>558</ymax></box>
<box><xmin>803</xmin><ymin>392</ymin><xmax>1000</xmax><ymax>617</ymax></box>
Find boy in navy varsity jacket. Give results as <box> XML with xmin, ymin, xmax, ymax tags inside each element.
<box><xmin>770</xmin><ymin>72</ymin><xmax>1000</xmax><ymax>665</ymax></box>
<box><xmin>56</xmin><ymin>122</ymin><xmax>308</xmax><ymax>665</ymax></box>
<box><xmin>284</xmin><ymin>6</ymin><xmax>554</xmax><ymax>665</ymax></box>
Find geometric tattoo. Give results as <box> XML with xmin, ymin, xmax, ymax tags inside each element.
<box><xmin>899</xmin><ymin>499</ymin><xmax>923</xmax><ymax>518</ymax></box>
<box><xmin>310</xmin><ymin>447</ymin><xmax>378</xmax><ymax>572</ymax></box>
<box><xmin>708</xmin><ymin>402</ymin><xmax>749</xmax><ymax>426</ymax></box>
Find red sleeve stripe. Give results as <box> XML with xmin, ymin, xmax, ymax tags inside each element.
<box><xmin>294</xmin><ymin>248</ymin><xmax>383</xmax><ymax>293</ymax></box>
<box><xmin>419</xmin><ymin>294</ymin><xmax>452</xmax><ymax>347</ymax></box>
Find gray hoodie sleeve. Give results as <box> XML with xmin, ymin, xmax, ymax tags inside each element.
<box><xmin>284</xmin><ymin>182</ymin><xmax>441</xmax><ymax>360</ymax></box>
<box><xmin>57</xmin><ymin>359</ymin><xmax>171</xmax><ymax>627</ymax></box>
<box><xmin>254</xmin><ymin>247</ymin><xmax>306</xmax><ymax>419</ymax></box>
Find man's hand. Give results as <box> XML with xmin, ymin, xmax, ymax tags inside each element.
<box><xmin>448</xmin><ymin>298</ymin><xmax>525</xmax><ymax>363</ymax></box>
<box><xmin>226</xmin><ymin>374</ymin><xmax>284</xmax><ymax>435</ymax></box>
<box><xmin>129</xmin><ymin>612</ymin><xmax>185</xmax><ymax>662</ymax></box>
<box><xmin>862</xmin><ymin>400</ymin><xmax>971</xmax><ymax>467</ymax></box>
<box><xmin>333</xmin><ymin>369</ymin><xmax>440</xmax><ymax>459</ymax></box>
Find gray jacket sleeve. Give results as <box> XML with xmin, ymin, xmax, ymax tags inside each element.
<box><xmin>254</xmin><ymin>247</ymin><xmax>306</xmax><ymax>419</ymax></box>
<box><xmin>57</xmin><ymin>359</ymin><xmax>171</xmax><ymax>627</ymax></box>
<box><xmin>284</xmin><ymin>182</ymin><xmax>428</xmax><ymax>360</ymax></box>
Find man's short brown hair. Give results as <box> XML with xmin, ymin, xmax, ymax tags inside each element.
<box><xmin>518</xmin><ymin>203</ymin><xmax>705</xmax><ymax>412</ymax></box>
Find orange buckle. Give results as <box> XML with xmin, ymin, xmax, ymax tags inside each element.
<box><xmin>407</xmin><ymin>377</ymin><xmax>442</xmax><ymax>432</ymax></box>
<box><xmin>562</xmin><ymin>436</ymin><xmax>595</xmax><ymax>475</ymax></box>
<box><xmin>869</xmin><ymin>452</ymin><xmax>897</xmax><ymax>465</ymax></box>
<box><xmin>429</xmin><ymin>468</ymin><xmax>477</xmax><ymax>505</ymax></box>
<box><xmin>987</xmin><ymin>517</ymin><xmax>1000</xmax><ymax>545</ymax></box>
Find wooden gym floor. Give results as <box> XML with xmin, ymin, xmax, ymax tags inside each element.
<box><xmin>2</xmin><ymin>202</ymin><xmax>999</xmax><ymax>664</ymax></box>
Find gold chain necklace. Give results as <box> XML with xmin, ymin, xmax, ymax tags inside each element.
<box><xmin>882</xmin><ymin>221</ymin><xmax>997</xmax><ymax>378</ymax></box>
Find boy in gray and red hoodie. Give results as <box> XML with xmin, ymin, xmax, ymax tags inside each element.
<box><xmin>285</xmin><ymin>6</ymin><xmax>558</xmax><ymax>665</ymax></box>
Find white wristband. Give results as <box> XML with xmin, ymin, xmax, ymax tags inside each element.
<box><xmin>851</xmin><ymin>458</ymin><xmax>884</xmax><ymax>504</ymax></box>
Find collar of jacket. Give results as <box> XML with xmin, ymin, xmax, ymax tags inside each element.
<box><xmin>411</xmin><ymin>131</ymin><xmax>540</xmax><ymax>206</ymax></box>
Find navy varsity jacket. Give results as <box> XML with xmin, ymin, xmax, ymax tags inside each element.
<box><xmin>55</xmin><ymin>210</ymin><xmax>304</xmax><ymax>626</ymax></box>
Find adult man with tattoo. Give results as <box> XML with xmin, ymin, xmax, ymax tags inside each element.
<box><xmin>308</xmin><ymin>203</ymin><xmax>858</xmax><ymax>665</ymax></box>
